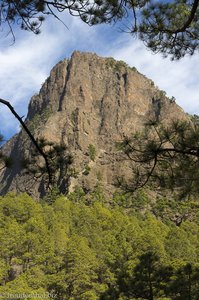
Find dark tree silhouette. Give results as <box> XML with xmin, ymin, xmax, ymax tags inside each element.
<box><xmin>0</xmin><ymin>98</ymin><xmax>53</xmax><ymax>188</ymax></box>
<box><xmin>130</xmin><ymin>251</ymin><xmax>172</xmax><ymax>300</ymax></box>
<box><xmin>0</xmin><ymin>0</ymin><xmax>198</xmax><ymax>59</ymax></box>
<box><xmin>22</xmin><ymin>137</ymin><xmax>74</xmax><ymax>196</ymax></box>
<box><xmin>117</xmin><ymin>117</ymin><xmax>199</xmax><ymax>198</ymax></box>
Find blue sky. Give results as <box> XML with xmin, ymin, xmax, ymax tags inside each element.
<box><xmin>0</xmin><ymin>12</ymin><xmax>199</xmax><ymax>140</ymax></box>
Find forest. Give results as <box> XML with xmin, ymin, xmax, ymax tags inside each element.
<box><xmin>0</xmin><ymin>190</ymin><xmax>199</xmax><ymax>299</ymax></box>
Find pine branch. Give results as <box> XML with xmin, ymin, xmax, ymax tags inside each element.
<box><xmin>0</xmin><ymin>98</ymin><xmax>52</xmax><ymax>188</ymax></box>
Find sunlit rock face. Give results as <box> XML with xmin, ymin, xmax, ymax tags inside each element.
<box><xmin>0</xmin><ymin>51</ymin><xmax>188</xmax><ymax>198</ymax></box>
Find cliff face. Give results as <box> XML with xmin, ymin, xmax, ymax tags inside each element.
<box><xmin>0</xmin><ymin>51</ymin><xmax>188</xmax><ymax>198</ymax></box>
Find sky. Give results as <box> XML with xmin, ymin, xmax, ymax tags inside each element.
<box><xmin>0</xmin><ymin>12</ymin><xmax>199</xmax><ymax>141</ymax></box>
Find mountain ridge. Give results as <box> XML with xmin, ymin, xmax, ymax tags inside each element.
<box><xmin>0</xmin><ymin>51</ymin><xmax>189</xmax><ymax>198</ymax></box>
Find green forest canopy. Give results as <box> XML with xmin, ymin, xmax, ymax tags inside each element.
<box><xmin>0</xmin><ymin>192</ymin><xmax>199</xmax><ymax>299</ymax></box>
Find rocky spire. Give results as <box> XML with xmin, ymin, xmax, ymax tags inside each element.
<box><xmin>0</xmin><ymin>51</ymin><xmax>188</xmax><ymax>198</ymax></box>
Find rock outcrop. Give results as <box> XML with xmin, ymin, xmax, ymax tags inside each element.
<box><xmin>0</xmin><ymin>51</ymin><xmax>188</xmax><ymax>198</ymax></box>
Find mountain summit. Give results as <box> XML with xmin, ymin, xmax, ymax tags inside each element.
<box><xmin>0</xmin><ymin>51</ymin><xmax>188</xmax><ymax>198</ymax></box>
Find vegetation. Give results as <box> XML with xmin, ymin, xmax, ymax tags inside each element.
<box><xmin>82</xmin><ymin>164</ymin><xmax>91</xmax><ymax>176</ymax></box>
<box><xmin>28</xmin><ymin>107</ymin><xmax>52</xmax><ymax>134</ymax></box>
<box><xmin>22</xmin><ymin>138</ymin><xmax>73</xmax><ymax>194</ymax></box>
<box><xmin>88</xmin><ymin>144</ymin><xmax>97</xmax><ymax>161</ymax></box>
<box><xmin>0</xmin><ymin>98</ymin><xmax>53</xmax><ymax>186</ymax></box>
<box><xmin>0</xmin><ymin>192</ymin><xmax>199</xmax><ymax>299</ymax></box>
<box><xmin>0</xmin><ymin>1</ymin><xmax>198</xmax><ymax>59</ymax></box>
<box><xmin>106</xmin><ymin>57</ymin><xmax>128</xmax><ymax>70</ymax></box>
<box><xmin>117</xmin><ymin>118</ymin><xmax>199</xmax><ymax>199</ymax></box>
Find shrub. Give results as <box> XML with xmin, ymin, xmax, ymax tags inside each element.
<box><xmin>88</xmin><ymin>144</ymin><xmax>97</xmax><ymax>161</ymax></box>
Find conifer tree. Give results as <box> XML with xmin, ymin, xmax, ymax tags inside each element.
<box><xmin>0</xmin><ymin>0</ymin><xmax>198</xmax><ymax>59</ymax></box>
<box><xmin>118</xmin><ymin>117</ymin><xmax>199</xmax><ymax>198</ymax></box>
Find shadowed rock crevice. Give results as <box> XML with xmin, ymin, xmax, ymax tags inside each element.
<box><xmin>58</xmin><ymin>60</ymin><xmax>71</xmax><ymax>112</ymax></box>
<box><xmin>152</xmin><ymin>97</ymin><xmax>162</xmax><ymax>122</ymax></box>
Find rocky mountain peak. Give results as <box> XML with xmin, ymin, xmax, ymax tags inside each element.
<box><xmin>0</xmin><ymin>51</ymin><xmax>188</xmax><ymax>198</ymax></box>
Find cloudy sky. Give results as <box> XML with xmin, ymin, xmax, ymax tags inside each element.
<box><xmin>0</xmin><ymin>12</ymin><xmax>198</xmax><ymax>140</ymax></box>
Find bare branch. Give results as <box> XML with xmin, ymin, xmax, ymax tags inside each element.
<box><xmin>0</xmin><ymin>98</ymin><xmax>52</xmax><ymax>188</ymax></box>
